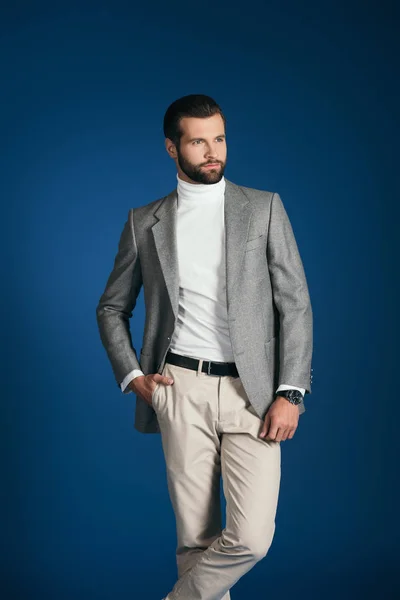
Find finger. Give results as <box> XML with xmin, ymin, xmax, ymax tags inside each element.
<box><xmin>260</xmin><ymin>413</ymin><xmax>271</xmax><ymax>437</ymax></box>
<box><xmin>162</xmin><ymin>375</ymin><xmax>174</xmax><ymax>385</ymax></box>
<box><xmin>278</xmin><ymin>427</ymin><xmax>290</xmax><ymax>442</ymax></box>
<box><xmin>268</xmin><ymin>421</ymin><xmax>278</xmax><ymax>441</ymax></box>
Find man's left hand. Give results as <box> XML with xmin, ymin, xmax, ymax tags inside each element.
<box><xmin>259</xmin><ymin>396</ymin><xmax>300</xmax><ymax>442</ymax></box>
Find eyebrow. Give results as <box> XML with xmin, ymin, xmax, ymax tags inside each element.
<box><xmin>187</xmin><ymin>134</ymin><xmax>226</xmax><ymax>142</ymax></box>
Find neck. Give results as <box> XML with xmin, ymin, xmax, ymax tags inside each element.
<box><xmin>176</xmin><ymin>173</ymin><xmax>225</xmax><ymax>200</ymax></box>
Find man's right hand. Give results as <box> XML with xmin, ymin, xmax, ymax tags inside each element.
<box><xmin>128</xmin><ymin>373</ymin><xmax>174</xmax><ymax>406</ymax></box>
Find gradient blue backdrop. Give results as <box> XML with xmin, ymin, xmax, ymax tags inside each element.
<box><xmin>1</xmin><ymin>1</ymin><xmax>398</xmax><ymax>599</ymax></box>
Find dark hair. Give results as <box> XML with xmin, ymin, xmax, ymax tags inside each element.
<box><xmin>163</xmin><ymin>94</ymin><xmax>226</xmax><ymax>148</ymax></box>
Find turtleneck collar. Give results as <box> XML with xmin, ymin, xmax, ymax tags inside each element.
<box><xmin>176</xmin><ymin>173</ymin><xmax>226</xmax><ymax>202</ymax></box>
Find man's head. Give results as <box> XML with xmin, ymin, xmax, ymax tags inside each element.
<box><xmin>163</xmin><ymin>94</ymin><xmax>227</xmax><ymax>185</ymax></box>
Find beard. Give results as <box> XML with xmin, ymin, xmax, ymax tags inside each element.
<box><xmin>176</xmin><ymin>146</ymin><xmax>226</xmax><ymax>184</ymax></box>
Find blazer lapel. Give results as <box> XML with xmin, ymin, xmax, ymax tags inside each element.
<box><xmin>224</xmin><ymin>179</ymin><xmax>252</xmax><ymax>312</ymax></box>
<box><xmin>151</xmin><ymin>178</ymin><xmax>252</xmax><ymax>320</ymax></box>
<box><xmin>151</xmin><ymin>188</ymin><xmax>179</xmax><ymax>318</ymax></box>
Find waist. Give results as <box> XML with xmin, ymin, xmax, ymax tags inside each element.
<box><xmin>165</xmin><ymin>351</ymin><xmax>239</xmax><ymax>378</ymax></box>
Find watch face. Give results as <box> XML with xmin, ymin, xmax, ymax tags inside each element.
<box><xmin>277</xmin><ymin>390</ymin><xmax>303</xmax><ymax>404</ymax></box>
<box><xmin>287</xmin><ymin>390</ymin><xmax>303</xmax><ymax>403</ymax></box>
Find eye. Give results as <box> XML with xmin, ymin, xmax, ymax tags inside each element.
<box><xmin>192</xmin><ymin>140</ymin><xmax>203</xmax><ymax>145</ymax></box>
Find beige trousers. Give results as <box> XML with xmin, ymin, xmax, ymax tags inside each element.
<box><xmin>152</xmin><ymin>358</ymin><xmax>281</xmax><ymax>600</ymax></box>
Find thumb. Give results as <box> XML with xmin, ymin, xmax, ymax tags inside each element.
<box><xmin>152</xmin><ymin>373</ymin><xmax>174</xmax><ymax>385</ymax></box>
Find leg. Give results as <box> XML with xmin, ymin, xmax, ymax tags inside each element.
<box><xmin>155</xmin><ymin>362</ymin><xmax>231</xmax><ymax>600</ymax></box>
<box><xmin>164</xmin><ymin>372</ymin><xmax>281</xmax><ymax>600</ymax></box>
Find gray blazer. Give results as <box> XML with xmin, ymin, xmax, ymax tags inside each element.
<box><xmin>96</xmin><ymin>178</ymin><xmax>313</xmax><ymax>434</ymax></box>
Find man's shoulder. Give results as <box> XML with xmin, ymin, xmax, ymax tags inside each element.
<box><xmin>227</xmin><ymin>179</ymin><xmax>275</xmax><ymax>205</ymax></box>
<box><xmin>127</xmin><ymin>178</ymin><xmax>277</xmax><ymax>216</ymax></box>
<box><xmin>128</xmin><ymin>188</ymin><xmax>176</xmax><ymax>218</ymax></box>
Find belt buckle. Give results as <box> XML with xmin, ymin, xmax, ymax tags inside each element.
<box><xmin>207</xmin><ymin>361</ymin><xmax>212</xmax><ymax>376</ymax></box>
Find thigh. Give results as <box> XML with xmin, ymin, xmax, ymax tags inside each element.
<box><xmin>218</xmin><ymin>376</ymin><xmax>282</xmax><ymax>552</ymax></box>
<box><xmin>155</xmin><ymin>363</ymin><xmax>224</xmax><ymax>547</ymax></box>
<box><xmin>221</xmin><ymin>431</ymin><xmax>281</xmax><ymax>552</ymax></box>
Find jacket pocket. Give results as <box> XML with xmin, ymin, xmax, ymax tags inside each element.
<box><xmin>245</xmin><ymin>234</ymin><xmax>266</xmax><ymax>252</ymax></box>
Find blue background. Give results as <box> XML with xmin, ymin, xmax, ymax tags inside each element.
<box><xmin>1</xmin><ymin>1</ymin><xmax>398</xmax><ymax>598</ymax></box>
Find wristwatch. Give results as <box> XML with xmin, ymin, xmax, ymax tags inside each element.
<box><xmin>275</xmin><ymin>389</ymin><xmax>304</xmax><ymax>405</ymax></box>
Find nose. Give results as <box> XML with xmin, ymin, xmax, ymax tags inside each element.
<box><xmin>204</xmin><ymin>145</ymin><xmax>219</xmax><ymax>160</ymax></box>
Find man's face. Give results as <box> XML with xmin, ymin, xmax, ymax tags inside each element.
<box><xmin>166</xmin><ymin>113</ymin><xmax>227</xmax><ymax>184</ymax></box>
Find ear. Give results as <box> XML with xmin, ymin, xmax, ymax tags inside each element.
<box><xmin>165</xmin><ymin>138</ymin><xmax>177</xmax><ymax>158</ymax></box>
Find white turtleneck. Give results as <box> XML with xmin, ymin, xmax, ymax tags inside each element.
<box><xmin>121</xmin><ymin>173</ymin><xmax>305</xmax><ymax>397</ymax></box>
<box><xmin>168</xmin><ymin>173</ymin><xmax>233</xmax><ymax>361</ymax></box>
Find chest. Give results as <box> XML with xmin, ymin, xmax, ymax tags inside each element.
<box><xmin>176</xmin><ymin>201</ymin><xmax>225</xmax><ymax>279</ymax></box>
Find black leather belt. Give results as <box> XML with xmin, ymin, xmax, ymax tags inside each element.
<box><xmin>165</xmin><ymin>351</ymin><xmax>239</xmax><ymax>377</ymax></box>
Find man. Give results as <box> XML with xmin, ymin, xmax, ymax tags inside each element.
<box><xmin>96</xmin><ymin>94</ymin><xmax>313</xmax><ymax>600</ymax></box>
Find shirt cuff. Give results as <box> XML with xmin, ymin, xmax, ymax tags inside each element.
<box><xmin>276</xmin><ymin>383</ymin><xmax>306</xmax><ymax>397</ymax></box>
<box><xmin>121</xmin><ymin>369</ymin><xmax>145</xmax><ymax>394</ymax></box>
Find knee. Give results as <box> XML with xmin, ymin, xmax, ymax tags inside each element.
<box><xmin>241</xmin><ymin>522</ymin><xmax>276</xmax><ymax>561</ymax></box>
<box><xmin>247</xmin><ymin>538</ymin><xmax>271</xmax><ymax>562</ymax></box>
<box><xmin>223</xmin><ymin>527</ymin><xmax>275</xmax><ymax>562</ymax></box>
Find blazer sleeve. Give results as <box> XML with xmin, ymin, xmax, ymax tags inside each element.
<box><xmin>267</xmin><ymin>193</ymin><xmax>313</xmax><ymax>394</ymax></box>
<box><xmin>96</xmin><ymin>208</ymin><xmax>143</xmax><ymax>389</ymax></box>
